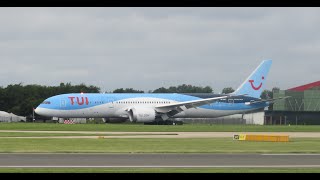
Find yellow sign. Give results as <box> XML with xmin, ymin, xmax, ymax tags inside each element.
<box><xmin>233</xmin><ymin>134</ymin><xmax>289</xmax><ymax>142</ymax></box>
<box><xmin>239</xmin><ymin>134</ymin><xmax>246</xmax><ymax>141</ymax></box>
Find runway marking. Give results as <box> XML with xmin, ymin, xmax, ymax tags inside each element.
<box><xmin>1</xmin><ymin>165</ymin><xmax>320</xmax><ymax>168</ymax></box>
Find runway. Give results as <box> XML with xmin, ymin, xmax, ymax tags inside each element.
<box><xmin>0</xmin><ymin>153</ymin><xmax>320</xmax><ymax>168</ymax></box>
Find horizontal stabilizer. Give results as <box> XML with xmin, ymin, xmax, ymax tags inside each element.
<box><xmin>245</xmin><ymin>96</ymin><xmax>290</xmax><ymax>105</ymax></box>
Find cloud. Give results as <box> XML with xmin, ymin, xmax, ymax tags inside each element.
<box><xmin>0</xmin><ymin>7</ymin><xmax>319</xmax><ymax>92</ymax></box>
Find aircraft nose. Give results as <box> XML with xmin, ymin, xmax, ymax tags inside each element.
<box><xmin>34</xmin><ymin>107</ymin><xmax>40</xmax><ymax>115</ymax></box>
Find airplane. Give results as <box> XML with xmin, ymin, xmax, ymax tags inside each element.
<box><xmin>35</xmin><ymin>59</ymin><xmax>285</xmax><ymax>123</ymax></box>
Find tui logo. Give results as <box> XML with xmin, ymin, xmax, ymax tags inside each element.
<box><xmin>68</xmin><ymin>97</ymin><xmax>89</xmax><ymax>105</ymax></box>
<box><xmin>249</xmin><ymin>76</ymin><xmax>264</xmax><ymax>90</ymax></box>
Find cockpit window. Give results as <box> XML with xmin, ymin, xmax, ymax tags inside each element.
<box><xmin>41</xmin><ymin>101</ymin><xmax>51</xmax><ymax>104</ymax></box>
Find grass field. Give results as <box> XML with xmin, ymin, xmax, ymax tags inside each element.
<box><xmin>1</xmin><ymin>137</ymin><xmax>320</xmax><ymax>153</ymax></box>
<box><xmin>1</xmin><ymin>167</ymin><xmax>320</xmax><ymax>173</ymax></box>
<box><xmin>1</xmin><ymin>123</ymin><xmax>320</xmax><ymax>132</ymax></box>
<box><xmin>1</xmin><ymin>123</ymin><xmax>319</xmax><ymax>173</ymax></box>
<box><xmin>0</xmin><ymin>132</ymin><xmax>171</xmax><ymax>137</ymax></box>
<box><xmin>0</xmin><ymin>132</ymin><xmax>103</xmax><ymax>137</ymax></box>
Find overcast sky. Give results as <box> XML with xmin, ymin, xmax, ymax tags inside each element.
<box><xmin>0</xmin><ymin>7</ymin><xmax>319</xmax><ymax>93</ymax></box>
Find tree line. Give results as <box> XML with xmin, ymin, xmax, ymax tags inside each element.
<box><xmin>0</xmin><ymin>82</ymin><xmax>277</xmax><ymax>118</ymax></box>
<box><xmin>112</xmin><ymin>85</ymin><xmax>236</xmax><ymax>94</ymax></box>
<box><xmin>0</xmin><ymin>83</ymin><xmax>100</xmax><ymax>118</ymax></box>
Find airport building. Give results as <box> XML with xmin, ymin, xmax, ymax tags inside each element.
<box><xmin>180</xmin><ymin>81</ymin><xmax>320</xmax><ymax>125</ymax></box>
<box><xmin>265</xmin><ymin>81</ymin><xmax>320</xmax><ymax>125</ymax></box>
<box><xmin>178</xmin><ymin>111</ymin><xmax>265</xmax><ymax>125</ymax></box>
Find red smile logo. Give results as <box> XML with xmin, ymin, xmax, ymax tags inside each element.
<box><xmin>249</xmin><ymin>76</ymin><xmax>264</xmax><ymax>90</ymax></box>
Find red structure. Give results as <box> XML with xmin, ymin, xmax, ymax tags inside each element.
<box><xmin>287</xmin><ymin>81</ymin><xmax>320</xmax><ymax>92</ymax></box>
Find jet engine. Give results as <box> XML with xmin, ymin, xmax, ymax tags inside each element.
<box><xmin>127</xmin><ymin>107</ymin><xmax>157</xmax><ymax>123</ymax></box>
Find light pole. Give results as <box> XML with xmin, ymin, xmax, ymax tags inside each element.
<box><xmin>32</xmin><ymin>107</ymin><xmax>35</xmax><ymax>123</ymax></box>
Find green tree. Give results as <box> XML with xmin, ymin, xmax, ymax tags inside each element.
<box><xmin>113</xmin><ymin>88</ymin><xmax>144</xmax><ymax>93</ymax></box>
<box><xmin>152</xmin><ymin>84</ymin><xmax>213</xmax><ymax>93</ymax></box>
<box><xmin>222</xmin><ymin>87</ymin><xmax>235</xmax><ymax>94</ymax></box>
<box><xmin>152</xmin><ymin>87</ymin><xmax>170</xmax><ymax>93</ymax></box>
<box><xmin>260</xmin><ymin>90</ymin><xmax>272</xmax><ymax>99</ymax></box>
<box><xmin>261</xmin><ymin>87</ymin><xmax>280</xmax><ymax>99</ymax></box>
<box><xmin>0</xmin><ymin>83</ymin><xmax>100</xmax><ymax>118</ymax></box>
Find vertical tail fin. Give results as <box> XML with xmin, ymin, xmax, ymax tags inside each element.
<box><xmin>233</xmin><ymin>59</ymin><xmax>272</xmax><ymax>99</ymax></box>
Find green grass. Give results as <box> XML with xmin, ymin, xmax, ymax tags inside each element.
<box><xmin>1</xmin><ymin>123</ymin><xmax>320</xmax><ymax>132</ymax></box>
<box><xmin>1</xmin><ymin>167</ymin><xmax>320</xmax><ymax>173</ymax></box>
<box><xmin>1</xmin><ymin>124</ymin><xmax>319</xmax><ymax>173</ymax></box>
<box><xmin>0</xmin><ymin>132</ymin><xmax>175</xmax><ymax>137</ymax></box>
<box><xmin>0</xmin><ymin>132</ymin><xmax>99</xmax><ymax>137</ymax></box>
<box><xmin>1</xmin><ymin>138</ymin><xmax>320</xmax><ymax>153</ymax></box>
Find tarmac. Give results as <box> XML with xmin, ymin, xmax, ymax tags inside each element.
<box><xmin>0</xmin><ymin>153</ymin><xmax>320</xmax><ymax>167</ymax></box>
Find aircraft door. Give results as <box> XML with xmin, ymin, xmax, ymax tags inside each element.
<box><xmin>60</xmin><ymin>99</ymin><xmax>67</xmax><ymax>109</ymax></box>
<box><xmin>228</xmin><ymin>99</ymin><xmax>234</xmax><ymax>106</ymax></box>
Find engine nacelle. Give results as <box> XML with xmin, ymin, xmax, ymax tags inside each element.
<box><xmin>127</xmin><ymin>107</ymin><xmax>156</xmax><ymax>123</ymax></box>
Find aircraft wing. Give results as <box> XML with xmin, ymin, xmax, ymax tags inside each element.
<box><xmin>154</xmin><ymin>94</ymin><xmax>244</xmax><ymax>117</ymax></box>
<box><xmin>245</xmin><ymin>96</ymin><xmax>290</xmax><ymax>105</ymax></box>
